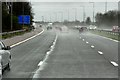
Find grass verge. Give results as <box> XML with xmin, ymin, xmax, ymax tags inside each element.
<box><xmin>2</xmin><ymin>30</ymin><xmax>31</xmax><ymax>39</ymax></box>
<box><xmin>90</xmin><ymin>30</ymin><xmax>120</xmax><ymax>41</ymax></box>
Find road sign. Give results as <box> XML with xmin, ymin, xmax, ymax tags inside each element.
<box><xmin>18</xmin><ymin>15</ymin><xmax>30</xmax><ymax>24</ymax></box>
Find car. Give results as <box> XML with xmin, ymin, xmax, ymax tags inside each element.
<box><xmin>112</xmin><ymin>26</ymin><xmax>120</xmax><ymax>32</ymax></box>
<box><xmin>39</xmin><ymin>24</ymin><xmax>42</xmax><ymax>27</ymax></box>
<box><xmin>47</xmin><ymin>26</ymin><xmax>52</xmax><ymax>30</ymax></box>
<box><xmin>0</xmin><ymin>41</ymin><xmax>11</xmax><ymax>74</ymax></box>
<box><xmin>78</xmin><ymin>26</ymin><xmax>87</xmax><ymax>33</ymax></box>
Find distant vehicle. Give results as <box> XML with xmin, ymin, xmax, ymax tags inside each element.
<box><xmin>47</xmin><ymin>23</ymin><xmax>53</xmax><ymax>30</ymax></box>
<box><xmin>74</xmin><ymin>26</ymin><xmax>81</xmax><ymax>29</ymax></box>
<box><xmin>112</xmin><ymin>26</ymin><xmax>120</xmax><ymax>32</ymax></box>
<box><xmin>88</xmin><ymin>25</ymin><xmax>97</xmax><ymax>30</ymax></box>
<box><xmin>0</xmin><ymin>41</ymin><xmax>11</xmax><ymax>74</ymax></box>
<box><xmin>79</xmin><ymin>27</ymin><xmax>87</xmax><ymax>33</ymax></box>
<box><xmin>39</xmin><ymin>24</ymin><xmax>42</xmax><ymax>27</ymax></box>
<box><xmin>31</xmin><ymin>25</ymin><xmax>35</xmax><ymax>30</ymax></box>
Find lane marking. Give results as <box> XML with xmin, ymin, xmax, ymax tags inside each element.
<box><xmin>98</xmin><ymin>51</ymin><xmax>103</xmax><ymax>55</ymax></box>
<box><xmin>82</xmin><ymin>39</ymin><xmax>85</xmax><ymax>41</ymax></box>
<box><xmin>38</xmin><ymin>61</ymin><xmax>43</xmax><ymax>67</ymax></box>
<box><xmin>46</xmin><ymin>51</ymin><xmax>50</xmax><ymax>55</ymax></box>
<box><xmin>33</xmin><ymin>35</ymin><xmax>58</xmax><ymax>78</ymax></box>
<box><xmin>91</xmin><ymin>45</ymin><xmax>95</xmax><ymax>48</ymax></box>
<box><xmin>80</xmin><ymin>37</ymin><xmax>81</xmax><ymax>39</ymax></box>
<box><xmin>86</xmin><ymin>41</ymin><xmax>89</xmax><ymax>44</ymax></box>
<box><xmin>94</xmin><ymin>34</ymin><xmax>119</xmax><ymax>43</ymax></box>
<box><xmin>110</xmin><ymin>61</ymin><xmax>118</xmax><ymax>67</ymax></box>
<box><xmin>10</xmin><ymin>29</ymin><xmax>44</xmax><ymax>48</ymax></box>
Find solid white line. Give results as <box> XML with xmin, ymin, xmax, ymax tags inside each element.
<box><xmin>10</xmin><ymin>29</ymin><xmax>44</xmax><ymax>48</ymax></box>
<box><xmin>91</xmin><ymin>45</ymin><xmax>95</xmax><ymax>48</ymax></box>
<box><xmin>110</xmin><ymin>61</ymin><xmax>118</xmax><ymax>67</ymax></box>
<box><xmin>98</xmin><ymin>51</ymin><xmax>103</xmax><ymax>55</ymax></box>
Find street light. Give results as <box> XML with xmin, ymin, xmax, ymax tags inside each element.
<box><xmin>67</xmin><ymin>9</ymin><xmax>69</xmax><ymax>21</ymax></box>
<box><xmin>105</xmin><ymin>0</ymin><xmax>107</xmax><ymax>13</ymax></box>
<box><xmin>72</xmin><ymin>8</ymin><xmax>77</xmax><ymax>21</ymax></box>
<box><xmin>89</xmin><ymin>2</ymin><xmax>95</xmax><ymax>23</ymax></box>
<box><xmin>58</xmin><ymin>12</ymin><xmax>63</xmax><ymax>22</ymax></box>
<box><xmin>54</xmin><ymin>12</ymin><xmax>57</xmax><ymax>22</ymax></box>
<box><xmin>42</xmin><ymin>16</ymin><xmax>44</xmax><ymax>22</ymax></box>
<box><xmin>10</xmin><ymin>2</ymin><xmax>13</xmax><ymax>31</ymax></box>
<box><xmin>50</xmin><ymin>14</ymin><xmax>51</xmax><ymax>22</ymax></box>
<box><xmin>80</xmin><ymin>6</ymin><xmax>85</xmax><ymax>22</ymax></box>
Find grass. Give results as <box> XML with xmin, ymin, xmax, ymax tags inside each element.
<box><xmin>90</xmin><ymin>30</ymin><xmax>120</xmax><ymax>41</ymax></box>
<box><xmin>2</xmin><ymin>30</ymin><xmax>31</xmax><ymax>39</ymax></box>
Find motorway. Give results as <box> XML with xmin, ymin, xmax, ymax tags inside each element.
<box><xmin>2</xmin><ymin>26</ymin><xmax>118</xmax><ymax>79</ymax></box>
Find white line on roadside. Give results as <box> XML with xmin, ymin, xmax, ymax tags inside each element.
<box><xmin>110</xmin><ymin>61</ymin><xmax>118</xmax><ymax>67</ymax></box>
<box><xmin>96</xmin><ymin>34</ymin><xmax>119</xmax><ymax>43</ymax></box>
<box><xmin>91</xmin><ymin>45</ymin><xmax>95</xmax><ymax>48</ymax></box>
<box><xmin>10</xmin><ymin>29</ymin><xmax>44</xmax><ymax>48</ymax></box>
<box><xmin>98</xmin><ymin>51</ymin><xmax>103</xmax><ymax>55</ymax></box>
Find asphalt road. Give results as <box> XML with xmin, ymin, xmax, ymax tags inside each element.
<box><xmin>32</xmin><ymin>27</ymin><xmax>118</xmax><ymax>78</ymax></box>
<box><xmin>2</xmin><ymin>27</ymin><xmax>118</xmax><ymax>79</ymax></box>
<box><xmin>80</xmin><ymin>31</ymin><xmax>118</xmax><ymax>63</ymax></box>
<box><xmin>2</xmin><ymin>29</ymin><xmax>56</xmax><ymax>79</ymax></box>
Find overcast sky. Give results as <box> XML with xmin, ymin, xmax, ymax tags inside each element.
<box><xmin>31</xmin><ymin>0</ymin><xmax>118</xmax><ymax>22</ymax></box>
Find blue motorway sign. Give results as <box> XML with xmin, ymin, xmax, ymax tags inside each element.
<box><xmin>18</xmin><ymin>15</ymin><xmax>30</xmax><ymax>24</ymax></box>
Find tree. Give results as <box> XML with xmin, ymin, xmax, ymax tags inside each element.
<box><xmin>85</xmin><ymin>17</ymin><xmax>91</xmax><ymax>25</ymax></box>
<box><xmin>95</xmin><ymin>10</ymin><xmax>118</xmax><ymax>27</ymax></box>
<box><xmin>2</xmin><ymin>2</ymin><xmax>34</xmax><ymax>32</ymax></box>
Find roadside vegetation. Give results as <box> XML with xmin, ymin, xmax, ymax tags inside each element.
<box><xmin>2</xmin><ymin>2</ymin><xmax>34</xmax><ymax>39</ymax></box>
<box><xmin>95</xmin><ymin>10</ymin><xmax>118</xmax><ymax>28</ymax></box>
<box><xmin>90</xmin><ymin>10</ymin><xmax>119</xmax><ymax>41</ymax></box>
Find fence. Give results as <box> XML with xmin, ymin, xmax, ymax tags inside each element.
<box><xmin>90</xmin><ymin>29</ymin><xmax>119</xmax><ymax>36</ymax></box>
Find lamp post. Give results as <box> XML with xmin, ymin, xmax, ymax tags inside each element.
<box><xmin>54</xmin><ymin>12</ymin><xmax>57</xmax><ymax>22</ymax></box>
<box><xmin>42</xmin><ymin>16</ymin><xmax>44</xmax><ymax>22</ymax></box>
<box><xmin>89</xmin><ymin>2</ymin><xmax>95</xmax><ymax>23</ymax></box>
<box><xmin>80</xmin><ymin>6</ymin><xmax>85</xmax><ymax>22</ymax></box>
<box><xmin>105</xmin><ymin>0</ymin><xmax>107</xmax><ymax>13</ymax></box>
<box><xmin>59</xmin><ymin>12</ymin><xmax>63</xmax><ymax>22</ymax></box>
<box><xmin>10</xmin><ymin>2</ymin><xmax>13</xmax><ymax>31</ymax></box>
<box><xmin>68</xmin><ymin>9</ymin><xmax>69</xmax><ymax>22</ymax></box>
<box><xmin>73</xmin><ymin>8</ymin><xmax>77</xmax><ymax>21</ymax></box>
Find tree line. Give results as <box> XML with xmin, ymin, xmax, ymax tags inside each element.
<box><xmin>2</xmin><ymin>2</ymin><xmax>34</xmax><ymax>32</ymax></box>
<box><xmin>95</xmin><ymin>10</ymin><xmax>119</xmax><ymax>28</ymax></box>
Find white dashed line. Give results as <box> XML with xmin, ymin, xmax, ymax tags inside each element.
<box><xmin>38</xmin><ymin>61</ymin><xmax>43</xmax><ymax>67</ymax></box>
<box><xmin>110</xmin><ymin>61</ymin><xmax>118</xmax><ymax>67</ymax></box>
<box><xmin>86</xmin><ymin>41</ymin><xmax>89</xmax><ymax>44</ymax></box>
<box><xmin>82</xmin><ymin>39</ymin><xmax>85</xmax><ymax>41</ymax></box>
<box><xmin>33</xmin><ymin>35</ymin><xmax>58</xmax><ymax>78</ymax></box>
<box><xmin>46</xmin><ymin>51</ymin><xmax>50</xmax><ymax>55</ymax></box>
<box><xmin>98</xmin><ymin>51</ymin><xmax>103</xmax><ymax>55</ymax></box>
<box><xmin>91</xmin><ymin>45</ymin><xmax>95</xmax><ymax>48</ymax></box>
<box><xmin>80</xmin><ymin>37</ymin><xmax>81</xmax><ymax>39</ymax></box>
<box><xmin>96</xmin><ymin>34</ymin><xmax>119</xmax><ymax>43</ymax></box>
